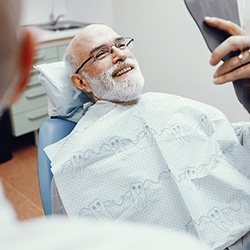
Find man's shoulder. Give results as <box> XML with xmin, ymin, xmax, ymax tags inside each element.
<box><xmin>140</xmin><ymin>92</ymin><xmax>227</xmax><ymax>118</ymax></box>
<box><xmin>141</xmin><ymin>92</ymin><xmax>176</xmax><ymax>100</ymax></box>
<box><xmin>140</xmin><ymin>92</ymin><xmax>184</xmax><ymax>105</ymax></box>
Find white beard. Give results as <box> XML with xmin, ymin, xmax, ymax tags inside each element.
<box><xmin>82</xmin><ymin>58</ymin><xmax>145</xmax><ymax>102</ymax></box>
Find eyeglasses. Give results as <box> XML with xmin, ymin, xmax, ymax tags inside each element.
<box><xmin>74</xmin><ymin>37</ymin><xmax>134</xmax><ymax>74</ymax></box>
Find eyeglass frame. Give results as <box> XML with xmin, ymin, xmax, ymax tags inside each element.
<box><xmin>74</xmin><ymin>37</ymin><xmax>134</xmax><ymax>74</ymax></box>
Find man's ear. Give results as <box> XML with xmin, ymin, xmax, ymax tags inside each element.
<box><xmin>10</xmin><ymin>29</ymin><xmax>35</xmax><ymax>103</ymax></box>
<box><xmin>71</xmin><ymin>74</ymin><xmax>92</xmax><ymax>93</ymax></box>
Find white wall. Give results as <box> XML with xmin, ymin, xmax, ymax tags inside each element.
<box><xmin>20</xmin><ymin>0</ymin><xmax>113</xmax><ymax>26</ymax></box>
<box><xmin>113</xmin><ymin>0</ymin><xmax>250</xmax><ymax>122</ymax></box>
<box><xmin>66</xmin><ymin>0</ymin><xmax>113</xmax><ymax>26</ymax></box>
<box><xmin>21</xmin><ymin>0</ymin><xmax>66</xmax><ymax>25</ymax></box>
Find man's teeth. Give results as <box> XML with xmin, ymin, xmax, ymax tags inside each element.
<box><xmin>115</xmin><ymin>67</ymin><xmax>132</xmax><ymax>76</ymax></box>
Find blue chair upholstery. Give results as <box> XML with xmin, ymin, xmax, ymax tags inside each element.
<box><xmin>37</xmin><ymin>118</ymin><xmax>76</xmax><ymax>215</ymax></box>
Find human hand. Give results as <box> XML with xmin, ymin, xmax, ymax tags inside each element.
<box><xmin>204</xmin><ymin>17</ymin><xmax>250</xmax><ymax>84</ymax></box>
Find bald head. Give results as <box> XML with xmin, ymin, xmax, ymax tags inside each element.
<box><xmin>0</xmin><ymin>0</ymin><xmax>21</xmax><ymax>96</ymax></box>
<box><xmin>64</xmin><ymin>24</ymin><xmax>120</xmax><ymax>75</ymax></box>
<box><xmin>0</xmin><ymin>0</ymin><xmax>21</xmax><ymax>51</ymax></box>
<box><xmin>0</xmin><ymin>0</ymin><xmax>35</xmax><ymax>113</ymax></box>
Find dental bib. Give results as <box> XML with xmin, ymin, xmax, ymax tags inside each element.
<box><xmin>45</xmin><ymin>92</ymin><xmax>250</xmax><ymax>250</ymax></box>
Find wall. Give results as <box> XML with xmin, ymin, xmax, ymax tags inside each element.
<box><xmin>65</xmin><ymin>0</ymin><xmax>113</xmax><ymax>27</ymax></box>
<box><xmin>20</xmin><ymin>0</ymin><xmax>113</xmax><ymax>26</ymax></box>
<box><xmin>113</xmin><ymin>0</ymin><xmax>250</xmax><ymax>122</ymax></box>
<box><xmin>21</xmin><ymin>0</ymin><xmax>66</xmax><ymax>25</ymax></box>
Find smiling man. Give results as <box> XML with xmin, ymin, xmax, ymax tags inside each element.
<box><xmin>64</xmin><ymin>24</ymin><xmax>144</xmax><ymax>105</ymax></box>
<box><xmin>45</xmin><ymin>23</ymin><xmax>250</xmax><ymax>250</ymax></box>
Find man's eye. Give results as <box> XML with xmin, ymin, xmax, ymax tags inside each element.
<box><xmin>95</xmin><ymin>49</ymin><xmax>109</xmax><ymax>59</ymax></box>
<box><xmin>116</xmin><ymin>42</ymin><xmax>126</xmax><ymax>48</ymax></box>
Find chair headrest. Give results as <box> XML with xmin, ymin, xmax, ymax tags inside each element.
<box><xmin>35</xmin><ymin>61</ymin><xmax>92</xmax><ymax>123</ymax></box>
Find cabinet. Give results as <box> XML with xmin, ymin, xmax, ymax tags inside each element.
<box><xmin>10</xmin><ymin>41</ymin><xmax>70</xmax><ymax>137</ymax></box>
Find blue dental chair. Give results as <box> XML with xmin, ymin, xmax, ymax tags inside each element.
<box><xmin>37</xmin><ymin>118</ymin><xmax>76</xmax><ymax>215</ymax></box>
<box><xmin>35</xmin><ymin>60</ymin><xmax>90</xmax><ymax>216</ymax></box>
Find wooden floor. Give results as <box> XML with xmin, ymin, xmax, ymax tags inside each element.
<box><xmin>0</xmin><ymin>133</ymin><xmax>44</xmax><ymax>220</ymax></box>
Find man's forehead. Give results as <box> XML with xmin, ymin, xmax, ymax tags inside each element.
<box><xmin>80</xmin><ymin>24</ymin><xmax>120</xmax><ymax>48</ymax></box>
<box><xmin>70</xmin><ymin>24</ymin><xmax>120</xmax><ymax>63</ymax></box>
<box><xmin>84</xmin><ymin>24</ymin><xmax>118</xmax><ymax>36</ymax></box>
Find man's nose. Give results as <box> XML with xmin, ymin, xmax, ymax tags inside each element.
<box><xmin>110</xmin><ymin>46</ymin><xmax>127</xmax><ymax>64</ymax></box>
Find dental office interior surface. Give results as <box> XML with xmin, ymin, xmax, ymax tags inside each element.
<box><xmin>1</xmin><ymin>0</ymin><xmax>250</xmax><ymax>247</ymax></box>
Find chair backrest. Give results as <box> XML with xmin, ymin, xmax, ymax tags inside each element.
<box><xmin>37</xmin><ymin>118</ymin><xmax>76</xmax><ymax>215</ymax></box>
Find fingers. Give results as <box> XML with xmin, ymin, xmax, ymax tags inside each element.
<box><xmin>209</xmin><ymin>35</ymin><xmax>244</xmax><ymax>66</ymax></box>
<box><xmin>209</xmin><ymin>35</ymin><xmax>250</xmax><ymax>67</ymax></box>
<box><xmin>213</xmin><ymin>48</ymin><xmax>250</xmax><ymax>77</ymax></box>
<box><xmin>213</xmin><ymin>62</ymin><xmax>250</xmax><ymax>84</ymax></box>
<box><xmin>205</xmin><ymin>17</ymin><xmax>250</xmax><ymax>85</ymax></box>
<box><xmin>204</xmin><ymin>17</ymin><xmax>245</xmax><ymax>36</ymax></box>
<box><xmin>204</xmin><ymin>17</ymin><xmax>247</xmax><ymax>66</ymax></box>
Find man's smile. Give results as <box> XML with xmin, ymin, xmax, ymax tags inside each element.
<box><xmin>112</xmin><ymin>66</ymin><xmax>134</xmax><ymax>77</ymax></box>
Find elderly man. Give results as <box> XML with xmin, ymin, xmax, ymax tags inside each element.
<box><xmin>45</xmin><ymin>23</ymin><xmax>250</xmax><ymax>250</ymax></box>
<box><xmin>64</xmin><ymin>24</ymin><xmax>144</xmax><ymax>105</ymax></box>
<box><xmin>0</xmin><ymin>1</ymin><xmax>211</xmax><ymax>250</ymax></box>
